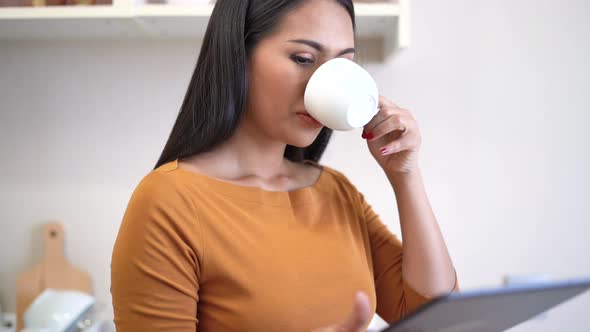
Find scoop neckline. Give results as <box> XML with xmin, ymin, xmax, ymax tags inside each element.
<box><xmin>159</xmin><ymin>159</ymin><xmax>329</xmax><ymax>206</ymax></box>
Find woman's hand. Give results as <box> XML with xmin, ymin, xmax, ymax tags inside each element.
<box><xmin>310</xmin><ymin>292</ymin><xmax>372</xmax><ymax>332</ymax></box>
<box><xmin>362</xmin><ymin>96</ymin><xmax>422</xmax><ymax>175</ymax></box>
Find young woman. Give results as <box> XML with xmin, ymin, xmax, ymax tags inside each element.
<box><xmin>111</xmin><ymin>0</ymin><xmax>458</xmax><ymax>331</ymax></box>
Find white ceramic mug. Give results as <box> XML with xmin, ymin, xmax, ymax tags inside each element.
<box><xmin>304</xmin><ymin>58</ymin><xmax>379</xmax><ymax>131</ymax></box>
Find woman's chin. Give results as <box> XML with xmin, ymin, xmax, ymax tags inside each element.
<box><xmin>286</xmin><ymin>132</ymin><xmax>323</xmax><ymax>148</ymax></box>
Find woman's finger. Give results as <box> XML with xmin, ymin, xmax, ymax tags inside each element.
<box><xmin>364</xmin><ymin>106</ymin><xmax>406</xmax><ymax>135</ymax></box>
<box><xmin>378</xmin><ymin>132</ymin><xmax>418</xmax><ymax>156</ymax></box>
<box><xmin>363</xmin><ymin>96</ymin><xmax>402</xmax><ymax>132</ymax></box>
<box><xmin>337</xmin><ymin>292</ymin><xmax>371</xmax><ymax>332</ymax></box>
<box><xmin>364</xmin><ymin>113</ymin><xmax>409</xmax><ymax>141</ymax></box>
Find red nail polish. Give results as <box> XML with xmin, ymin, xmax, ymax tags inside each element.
<box><xmin>380</xmin><ymin>147</ymin><xmax>388</xmax><ymax>154</ymax></box>
<box><xmin>361</xmin><ymin>132</ymin><xmax>367</xmax><ymax>139</ymax></box>
<box><xmin>365</xmin><ymin>132</ymin><xmax>374</xmax><ymax>140</ymax></box>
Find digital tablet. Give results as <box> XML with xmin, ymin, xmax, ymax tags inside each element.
<box><xmin>380</xmin><ymin>277</ymin><xmax>590</xmax><ymax>332</ymax></box>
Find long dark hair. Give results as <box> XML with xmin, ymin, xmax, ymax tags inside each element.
<box><xmin>154</xmin><ymin>0</ymin><xmax>356</xmax><ymax>169</ymax></box>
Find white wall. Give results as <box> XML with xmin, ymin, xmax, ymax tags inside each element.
<box><xmin>1</xmin><ymin>0</ymin><xmax>589</xmax><ymax>330</ymax></box>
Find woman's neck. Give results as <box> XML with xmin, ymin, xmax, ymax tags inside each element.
<box><xmin>185</xmin><ymin>123</ymin><xmax>292</xmax><ymax>182</ymax></box>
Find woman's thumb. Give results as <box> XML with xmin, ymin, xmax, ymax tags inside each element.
<box><xmin>339</xmin><ymin>291</ymin><xmax>371</xmax><ymax>332</ymax></box>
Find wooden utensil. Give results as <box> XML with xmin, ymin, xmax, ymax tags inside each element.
<box><xmin>16</xmin><ymin>222</ymin><xmax>92</xmax><ymax>331</ymax></box>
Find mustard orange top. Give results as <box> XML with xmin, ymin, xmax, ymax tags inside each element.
<box><xmin>111</xmin><ymin>159</ymin><xmax>447</xmax><ymax>331</ymax></box>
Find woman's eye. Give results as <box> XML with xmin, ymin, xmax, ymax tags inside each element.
<box><xmin>291</xmin><ymin>55</ymin><xmax>314</xmax><ymax>65</ymax></box>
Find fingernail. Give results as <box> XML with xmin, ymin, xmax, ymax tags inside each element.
<box><xmin>380</xmin><ymin>147</ymin><xmax>388</xmax><ymax>155</ymax></box>
<box><xmin>364</xmin><ymin>132</ymin><xmax>374</xmax><ymax>140</ymax></box>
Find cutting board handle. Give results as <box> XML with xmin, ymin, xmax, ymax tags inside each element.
<box><xmin>43</xmin><ymin>222</ymin><xmax>66</xmax><ymax>264</ymax></box>
<box><xmin>17</xmin><ymin>222</ymin><xmax>92</xmax><ymax>331</ymax></box>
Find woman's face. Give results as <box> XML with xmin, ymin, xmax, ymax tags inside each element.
<box><xmin>243</xmin><ymin>0</ymin><xmax>355</xmax><ymax>148</ymax></box>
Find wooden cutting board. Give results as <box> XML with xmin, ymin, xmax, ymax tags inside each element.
<box><xmin>16</xmin><ymin>222</ymin><xmax>92</xmax><ymax>331</ymax></box>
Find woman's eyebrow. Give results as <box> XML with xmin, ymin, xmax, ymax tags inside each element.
<box><xmin>287</xmin><ymin>39</ymin><xmax>355</xmax><ymax>56</ymax></box>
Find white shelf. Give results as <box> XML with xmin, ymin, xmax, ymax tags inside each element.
<box><xmin>0</xmin><ymin>1</ymin><xmax>410</xmax><ymax>57</ymax></box>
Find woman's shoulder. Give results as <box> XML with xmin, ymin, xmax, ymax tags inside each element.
<box><xmin>130</xmin><ymin>160</ymin><xmax>192</xmax><ymax>203</ymax></box>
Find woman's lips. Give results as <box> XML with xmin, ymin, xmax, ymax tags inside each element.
<box><xmin>296</xmin><ymin>112</ymin><xmax>323</xmax><ymax>128</ymax></box>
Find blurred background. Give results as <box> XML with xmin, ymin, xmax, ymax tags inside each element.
<box><xmin>1</xmin><ymin>0</ymin><xmax>589</xmax><ymax>331</ymax></box>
